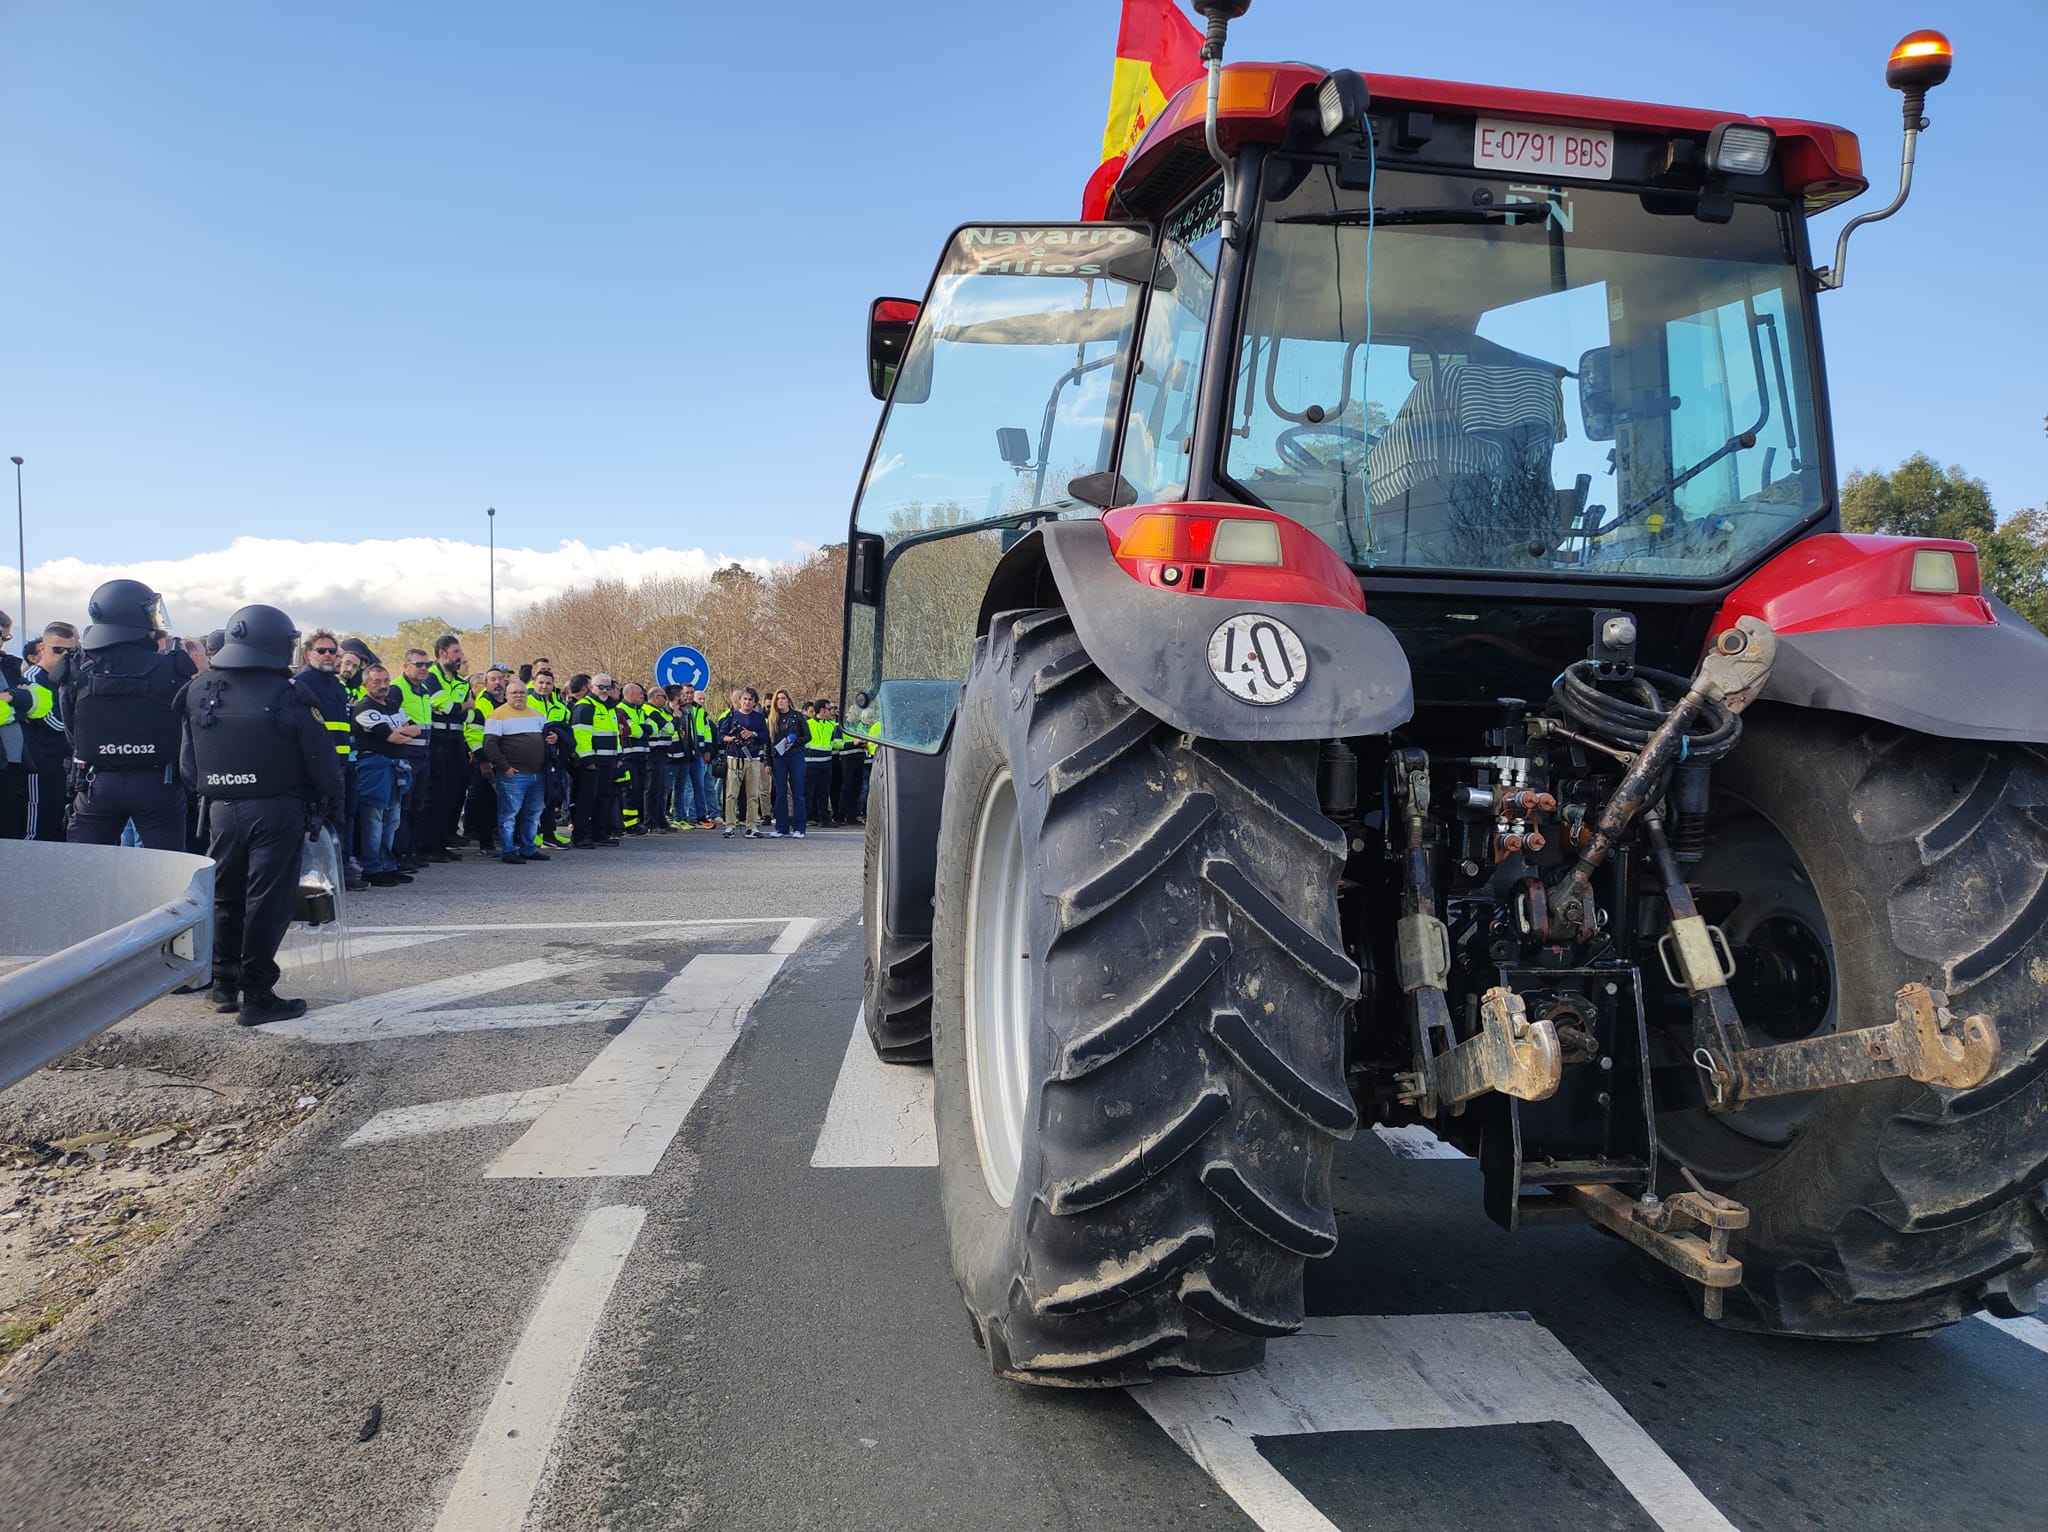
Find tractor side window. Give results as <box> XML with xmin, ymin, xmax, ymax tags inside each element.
<box><xmin>1119</xmin><ymin>183</ymin><xmax>1223</xmax><ymax>504</ymax></box>
<box><xmin>1664</xmin><ymin>288</ymin><xmax>1801</xmax><ymax>522</ymax></box>
<box><xmin>846</xmin><ymin>223</ymin><xmax>1153</xmax><ymax>753</ymax></box>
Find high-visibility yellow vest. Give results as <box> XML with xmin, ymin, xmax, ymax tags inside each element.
<box><xmin>396</xmin><ymin>676</ymin><xmax>434</xmax><ymax>731</ymax></box>
<box><xmin>427</xmin><ymin>663</ymin><xmax>468</xmax><ymax>730</ymax></box>
<box><xmin>463</xmin><ymin>694</ymin><xmax>499</xmax><ymax>754</ymax></box>
<box><xmin>803</xmin><ymin>717</ymin><xmax>835</xmax><ymax>760</ymax></box>
<box><xmin>572</xmin><ymin>699</ymin><xmax>619</xmax><ymax>757</ymax></box>
<box><xmin>0</xmin><ymin>681</ymin><xmax>53</xmax><ymax>729</ymax></box>
<box><xmin>618</xmin><ymin>703</ymin><xmax>647</xmax><ymax>756</ymax></box>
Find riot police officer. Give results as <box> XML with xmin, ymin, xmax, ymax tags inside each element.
<box><xmin>50</xmin><ymin>579</ymin><xmax>197</xmax><ymax>848</ymax></box>
<box><xmin>179</xmin><ymin>605</ymin><xmax>344</xmax><ymax>1025</ymax></box>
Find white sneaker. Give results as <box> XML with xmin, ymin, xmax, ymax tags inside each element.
<box><xmin>768</xmin><ymin>829</ymin><xmax>787</xmax><ymax>838</ymax></box>
<box><xmin>792</xmin><ymin>830</ymin><xmax>806</xmax><ymax>839</ymax></box>
<box><xmin>745</xmin><ymin>827</ymin><xmax>762</xmax><ymax>839</ymax></box>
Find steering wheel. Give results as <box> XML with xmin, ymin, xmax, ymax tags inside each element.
<box><xmin>1275</xmin><ymin>420</ymin><xmax>1374</xmax><ymax>476</ymax></box>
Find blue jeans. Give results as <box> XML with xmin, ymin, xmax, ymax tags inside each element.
<box><xmin>769</xmin><ymin>747</ymin><xmax>806</xmax><ymax>835</ymax></box>
<box><xmin>676</xmin><ymin>753</ymin><xmax>711</xmax><ymax>821</ymax></box>
<box><xmin>355</xmin><ymin>756</ymin><xmax>398</xmax><ymax>874</ymax></box>
<box><xmin>493</xmin><ymin>771</ymin><xmax>543</xmax><ymax>856</ymax></box>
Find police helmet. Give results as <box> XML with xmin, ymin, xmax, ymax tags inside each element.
<box><xmin>213</xmin><ymin>605</ymin><xmax>301</xmax><ymax>671</ymax></box>
<box><xmin>82</xmin><ymin>578</ymin><xmax>172</xmax><ymax>650</ymax></box>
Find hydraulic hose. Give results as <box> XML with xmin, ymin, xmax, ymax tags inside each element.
<box><xmin>1551</xmin><ymin>661</ymin><xmax>1741</xmax><ymax>763</ymax></box>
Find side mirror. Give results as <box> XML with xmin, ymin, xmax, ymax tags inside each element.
<box><xmin>852</xmin><ymin>689</ymin><xmax>871</xmax><ymax>710</ymax></box>
<box><xmin>868</xmin><ymin>297</ymin><xmax>921</xmax><ymax>401</ymax></box>
<box><xmin>847</xmin><ymin>531</ymin><xmax>884</xmax><ymax>606</ymax></box>
<box><xmin>1577</xmin><ymin>347</ymin><xmax>1616</xmax><ymax>442</ymax></box>
<box><xmin>996</xmin><ymin>427</ymin><xmax>1032</xmax><ymax>468</ymax></box>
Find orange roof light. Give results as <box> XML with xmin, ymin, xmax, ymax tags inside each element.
<box><xmin>1886</xmin><ymin>29</ymin><xmax>1953</xmax><ymax>94</ymax></box>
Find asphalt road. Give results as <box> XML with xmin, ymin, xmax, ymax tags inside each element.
<box><xmin>1</xmin><ymin>826</ymin><xmax>2044</xmax><ymax>1532</ymax></box>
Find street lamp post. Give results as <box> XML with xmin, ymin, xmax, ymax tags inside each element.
<box><xmin>9</xmin><ymin>457</ymin><xmax>22</xmax><ymax>641</ymax></box>
<box><xmin>486</xmin><ymin>506</ymin><xmax>497</xmax><ymax>670</ymax></box>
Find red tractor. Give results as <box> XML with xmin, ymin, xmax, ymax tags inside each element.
<box><xmin>845</xmin><ymin>12</ymin><xmax>2043</xmax><ymax>1386</ymax></box>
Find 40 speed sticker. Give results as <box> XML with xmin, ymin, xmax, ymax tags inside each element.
<box><xmin>1207</xmin><ymin>614</ymin><xmax>1308</xmax><ymax>705</ymax></box>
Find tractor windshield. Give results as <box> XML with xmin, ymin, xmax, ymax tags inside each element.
<box><xmin>1228</xmin><ymin>156</ymin><xmax>1824</xmax><ymax>580</ymax></box>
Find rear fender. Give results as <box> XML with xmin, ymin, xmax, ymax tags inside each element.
<box><xmin>875</xmin><ymin>740</ymin><xmax>947</xmax><ymax>942</ymax></box>
<box><xmin>1714</xmin><ymin>534</ymin><xmax>2048</xmax><ymax>744</ymax></box>
<box><xmin>981</xmin><ymin>517</ymin><xmax>1413</xmax><ymax>742</ymax></box>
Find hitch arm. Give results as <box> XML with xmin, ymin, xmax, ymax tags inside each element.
<box><xmin>1434</xmin><ymin>988</ymin><xmax>1562</xmax><ymax>1110</ymax></box>
<box><xmin>1730</xmin><ymin>983</ymin><xmax>1999</xmax><ymax>1100</ymax></box>
<box><xmin>1561</xmin><ymin>1185</ymin><xmax>1746</xmax><ymax>1319</ymax></box>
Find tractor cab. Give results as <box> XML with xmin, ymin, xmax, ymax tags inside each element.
<box><xmin>847</xmin><ymin>61</ymin><xmax>1889</xmax><ymax>749</ymax></box>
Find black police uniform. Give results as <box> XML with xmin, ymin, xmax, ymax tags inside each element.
<box><xmin>180</xmin><ymin>628</ymin><xmax>345</xmax><ymax>1022</ymax></box>
<box><xmin>56</xmin><ymin>638</ymin><xmax>197</xmax><ymax>849</ymax></box>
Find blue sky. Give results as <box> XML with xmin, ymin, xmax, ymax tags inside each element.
<box><xmin>1</xmin><ymin>0</ymin><xmax>2040</xmax><ymax>629</ymax></box>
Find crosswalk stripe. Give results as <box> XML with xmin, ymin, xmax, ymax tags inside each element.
<box><xmin>344</xmin><ymin>1087</ymin><xmax>567</xmax><ymax>1148</ymax></box>
<box><xmin>433</xmin><ymin>1205</ymin><xmax>647</xmax><ymax>1532</ymax></box>
<box><xmin>1978</xmin><ymin>1312</ymin><xmax>2048</xmax><ymax>1356</ymax></box>
<box><xmin>1134</xmin><ymin>1313</ymin><xmax>1737</xmax><ymax>1532</ymax></box>
<box><xmin>280</xmin><ymin>932</ymin><xmax>457</xmax><ymax>968</ymax></box>
<box><xmin>263</xmin><ymin>957</ymin><xmax>606</xmax><ymax>1042</ymax></box>
<box><xmin>1372</xmin><ymin>1124</ymin><xmax>1470</xmax><ymax>1160</ymax></box>
<box><xmin>811</xmin><ymin>1009</ymin><xmax>936</xmax><ymax>1168</ymax></box>
<box><xmin>485</xmin><ymin>953</ymin><xmax>784</xmax><ymax>1179</ymax></box>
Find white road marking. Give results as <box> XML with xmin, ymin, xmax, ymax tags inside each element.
<box><xmin>352</xmin><ymin>918</ymin><xmax>792</xmax><ymax>935</ymax></box>
<box><xmin>811</xmin><ymin>1008</ymin><xmax>936</xmax><ymax>1168</ymax></box>
<box><xmin>305</xmin><ymin>999</ymin><xmax>644</xmax><ymax>1044</ymax></box>
<box><xmin>1134</xmin><ymin>1312</ymin><xmax>1737</xmax><ymax>1532</ymax></box>
<box><xmin>771</xmin><ymin>917</ymin><xmax>819</xmax><ymax>954</ymax></box>
<box><xmin>280</xmin><ymin>931</ymin><xmax>456</xmax><ymax>968</ymax></box>
<box><xmin>344</xmin><ymin>1086</ymin><xmax>568</xmax><ymax>1148</ymax></box>
<box><xmin>486</xmin><ymin>953</ymin><xmax>785</xmax><ymax>1179</ymax></box>
<box><xmin>1372</xmin><ymin>1124</ymin><xmax>1471</xmax><ymax>1160</ymax></box>
<box><xmin>1978</xmin><ymin>1312</ymin><xmax>2048</xmax><ymax>1356</ymax></box>
<box><xmin>261</xmin><ymin>956</ymin><xmax>607</xmax><ymax>1042</ymax></box>
<box><xmin>432</xmin><ymin>1204</ymin><xmax>647</xmax><ymax>1532</ymax></box>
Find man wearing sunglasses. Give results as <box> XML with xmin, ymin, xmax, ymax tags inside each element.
<box><xmin>50</xmin><ymin>578</ymin><xmax>197</xmax><ymax>849</ymax></box>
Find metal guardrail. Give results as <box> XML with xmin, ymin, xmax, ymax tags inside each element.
<box><xmin>0</xmin><ymin>840</ymin><xmax>214</xmax><ymax>1092</ymax></box>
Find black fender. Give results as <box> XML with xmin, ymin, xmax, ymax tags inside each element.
<box><xmin>874</xmin><ymin>734</ymin><xmax>948</xmax><ymax>943</ymax></box>
<box><xmin>979</xmin><ymin>520</ymin><xmax>1414</xmax><ymax>742</ymax></box>
<box><xmin>1764</xmin><ymin>598</ymin><xmax>2048</xmax><ymax>745</ymax></box>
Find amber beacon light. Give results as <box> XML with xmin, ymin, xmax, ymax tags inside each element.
<box><xmin>1819</xmin><ymin>27</ymin><xmax>1954</xmax><ymax>290</ymax></box>
<box><xmin>1886</xmin><ymin>29</ymin><xmax>1954</xmax><ymax>104</ymax></box>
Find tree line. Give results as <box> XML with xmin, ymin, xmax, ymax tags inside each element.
<box><xmin>344</xmin><ymin>452</ymin><xmax>2045</xmax><ymax>695</ymax></box>
<box><xmin>356</xmin><ymin>548</ymin><xmax>848</xmax><ymax>702</ymax></box>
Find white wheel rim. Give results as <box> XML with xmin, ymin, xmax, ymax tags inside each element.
<box><xmin>964</xmin><ymin>770</ymin><xmax>1031</xmax><ymax>1209</ymax></box>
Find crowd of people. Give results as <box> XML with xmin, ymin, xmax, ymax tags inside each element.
<box><xmin>1</xmin><ymin>581</ymin><xmax>877</xmax><ymax>1023</ymax></box>
<box><xmin>2</xmin><ymin>601</ymin><xmax>877</xmax><ymax>875</ymax></box>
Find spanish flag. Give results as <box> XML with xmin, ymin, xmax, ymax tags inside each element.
<box><xmin>1083</xmin><ymin>0</ymin><xmax>1206</xmax><ymax>220</ymax></box>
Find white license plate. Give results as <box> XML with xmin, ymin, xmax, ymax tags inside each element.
<box><xmin>1473</xmin><ymin>118</ymin><xmax>1615</xmax><ymax>180</ymax></box>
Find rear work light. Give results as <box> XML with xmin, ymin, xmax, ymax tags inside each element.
<box><xmin>1101</xmin><ymin>503</ymin><xmax>1366</xmax><ymax>612</ymax></box>
<box><xmin>1910</xmin><ymin>548</ymin><xmax>1961</xmax><ymax>594</ymax></box>
<box><xmin>1706</xmin><ymin>122</ymin><xmax>1776</xmax><ymax>175</ymax></box>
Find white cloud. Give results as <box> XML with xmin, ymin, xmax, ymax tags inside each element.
<box><xmin>0</xmin><ymin>536</ymin><xmax>779</xmax><ymax>638</ymax></box>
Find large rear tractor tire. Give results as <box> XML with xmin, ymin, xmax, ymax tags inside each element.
<box><xmin>1664</xmin><ymin>707</ymin><xmax>2048</xmax><ymax>1336</ymax></box>
<box><xmin>863</xmin><ymin>747</ymin><xmax>935</xmax><ymax>1063</ymax></box>
<box><xmin>930</xmin><ymin>609</ymin><xmax>1359</xmax><ymax>1386</ymax></box>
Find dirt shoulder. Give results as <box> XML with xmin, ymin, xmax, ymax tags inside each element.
<box><xmin>0</xmin><ymin>1001</ymin><xmax>348</xmax><ymax>1391</ymax></box>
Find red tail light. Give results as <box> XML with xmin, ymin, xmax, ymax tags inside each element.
<box><xmin>1101</xmin><ymin>503</ymin><xmax>1366</xmax><ymax>612</ymax></box>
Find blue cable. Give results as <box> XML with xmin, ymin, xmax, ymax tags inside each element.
<box><xmin>1357</xmin><ymin>113</ymin><xmax>1378</xmax><ymax>566</ymax></box>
